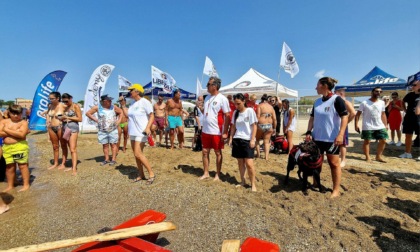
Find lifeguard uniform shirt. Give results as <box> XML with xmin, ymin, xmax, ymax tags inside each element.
<box><xmin>128</xmin><ymin>98</ymin><xmax>153</xmax><ymax>137</ymax></box>
<box><xmin>202</xmin><ymin>93</ymin><xmax>230</xmax><ymax>135</ymax></box>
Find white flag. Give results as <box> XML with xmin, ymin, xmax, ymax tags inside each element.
<box><xmin>203</xmin><ymin>56</ymin><xmax>219</xmax><ymax>77</ymax></box>
<box><xmin>118</xmin><ymin>75</ymin><xmax>132</xmax><ymax>93</ymax></box>
<box><xmin>280</xmin><ymin>42</ymin><xmax>299</xmax><ymax>78</ymax></box>
<box><xmin>151</xmin><ymin>65</ymin><xmax>176</xmax><ymax>93</ymax></box>
<box><xmin>81</xmin><ymin>64</ymin><xmax>115</xmax><ymax>132</ymax></box>
<box><xmin>196</xmin><ymin>77</ymin><xmax>208</xmax><ymax>97</ymax></box>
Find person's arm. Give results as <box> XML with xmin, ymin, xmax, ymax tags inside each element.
<box><xmin>346</xmin><ymin>101</ymin><xmax>356</xmax><ymax>123</ymax></box>
<box><xmin>64</xmin><ymin>104</ymin><xmax>83</xmax><ymax>123</ymax></box>
<box><xmin>114</xmin><ymin>106</ymin><xmax>123</xmax><ymax>125</ymax></box>
<box><xmin>3</xmin><ymin>121</ymin><xmax>29</xmax><ymax>139</ymax></box>
<box><xmin>305</xmin><ymin>116</ymin><xmax>314</xmax><ymax>141</ymax></box>
<box><xmin>145</xmin><ymin>112</ymin><xmax>155</xmax><ymax>135</ymax></box>
<box><xmin>415</xmin><ymin>99</ymin><xmax>420</xmax><ymax>115</ymax></box>
<box><xmin>334</xmin><ymin>115</ymin><xmax>348</xmax><ymax>146</ymax></box>
<box><xmin>85</xmin><ymin>106</ymin><xmax>99</xmax><ymax>123</ymax></box>
<box><xmin>228</xmin><ymin>120</ymin><xmax>236</xmax><ymax>146</ymax></box>
<box><xmin>381</xmin><ymin>111</ymin><xmax>388</xmax><ymax>128</ymax></box>
<box><xmin>250</xmin><ymin>122</ymin><xmax>257</xmax><ymax>148</ymax></box>
<box><xmin>222</xmin><ymin>112</ymin><xmax>230</xmax><ymax>139</ymax></box>
<box><xmin>354</xmin><ymin>111</ymin><xmax>362</xmax><ymax>133</ymax></box>
<box><xmin>402</xmin><ymin>98</ymin><xmax>407</xmax><ymax>112</ymax></box>
<box><xmin>394</xmin><ymin>100</ymin><xmax>403</xmax><ymax>111</ymax></box>
<box><xmin>271</xmin><ymin>108</ymin><xmax>277</xmax><ymax>134</ymax></box>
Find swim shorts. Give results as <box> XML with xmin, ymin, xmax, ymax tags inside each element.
<box><xmin>3</xmin><ymin>141</ymin><xmax>30</xmax><ymax>165</ymax></box>
<box><xmin>168</xmin><ymin>115</ymin><xmax>183</xmax><ymax>129</ymax></box>
<box><xmin>201</xmin><ymin>132</ymin><xmax>224</xmax><ymax>150</ymax></box>
<box><xmin>153</xmin><ymin>117</ymin><xmax>165</xmax><ymax>130</ymax></box>
<box><xmin>361</xmin><ymin>129</ymin><xmax>388</xmax><ymax>140</ymax></box>
<box><xmin>232</xmin><ymin>138</ymin><xmax>254</xmax><ymax>159</ymax></box>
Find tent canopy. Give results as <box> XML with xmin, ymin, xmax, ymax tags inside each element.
<box><xmin>143</xmin><ymin>82</ymin><xmax>197</xmax><ymax>100</ymax></box>
<box><xmin>335</xmin><ymin>66</ymin><xmax>407</xmax><ymax>97</ymax></box>
<box><xmin>219</xmin><ymin>68</ymin><xmax>298</xmax><ymax>98</ymax></box>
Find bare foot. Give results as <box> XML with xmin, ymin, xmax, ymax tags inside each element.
<box><xmin>235</xmin><ymin>183</ymin><xmax>245</xmax><ymax>188</ymax></box>
<box><xmin>251</xmin><ymin>186</ymin><xmax>257</xmax><ymax>192</ymax></box>
<box><xmin>48</xmin><ymin>164</ymin><xmax>58</xmax><ymax>170</ymax></box>
<box><xmin>375</xmin><ymin>157</ymin><xmax>386</xmax><ymax>163</ymax></box>
<box><xmin>365</xmin><ymin>158</ymin><xmax>372</xmax><ymax>163</ymax></box>
<box><xmin>0</xmin><ymin>205</ymin><xmax>10</xmax><ymax>215</ymax></box>
<box><xmin>330</xmin><ymin>190</ymin><xmax>340</xmax><ymax>198</ymax></box>
<box><xmin>64</xmin><ymin>168</ymin><xmax>72</xmax><ymax>172</ymax></box>
<box><xmin>213</xmin><ymin>176</ymin><xmax>220</xmax><ymax>182</ymax></box>
<box><xmin>18</xmin><ymin>186</ymin><xmax>30</xmax><ymax>192</ymax></box>
<box><xmin>72</xmin><ymin>171</ymin><xmax>77</xmax><ymax>176</ymax></box>
<box><xmin>340</xmin><ymin>161</ymin><xmax>346</xmax><ymax>168</ymax></box>
<box><xmin>57</xmin><ymin>164</ymin><xmax>66</xmax><ymax>170</ymax></box>
<box><xmin>122</xmin><ymin>149</ymin><xmax>126</xmax><ymax>153</ymax></box>
<box><xmin>2</xmin><ymin>187</ymin><xmax>13</xmax><ymax>193</ymax></box>
<box><xmin>198</xmin><ymin>174</ymin><xmax>210</xmax><ymax>180</ymax></box>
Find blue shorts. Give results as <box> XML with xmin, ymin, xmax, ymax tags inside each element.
<box><xmin>0</xmin><ymin>137</ymin><xmax>3</xmax><ymax>146</ymax></box>
<box><xmin>98</xmin><ymin>129</ymin><xmax>118</xmax><ymax>144</ymax></box>
<box><xmin>168</xmin><ymin>115</ymin><xmax>183</xmax><ymax>129</ymax></box>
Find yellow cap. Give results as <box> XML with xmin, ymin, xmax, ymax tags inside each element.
<box><xmin>128</xmin><ymin>83</ymin><xmax>144</xmax><ymax>93</ymax></box>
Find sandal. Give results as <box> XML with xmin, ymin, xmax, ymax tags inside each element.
<box><xmin>132</xmin><ymin>176</ymin><xmax>147</xmax><ymax>183</ymax></box>
<box><xmin>146</xmin><ymin>176</ymin><xmax>156</xmax><ymax>185</ymax></box>
<box><xmin>109</xmin><ymin>161</ymin><xmax>117</xmax><ymax>166</ymax></box>
<box><xmin>100</xmin><ymin>161</ymin><xmax>109</xmax><ymax>166</ymax></box>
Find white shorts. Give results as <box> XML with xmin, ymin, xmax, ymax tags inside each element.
<box><xmin>130</xmin><ymin>135</ymin><xmax>147</xmax><ymax>143</ymax></box>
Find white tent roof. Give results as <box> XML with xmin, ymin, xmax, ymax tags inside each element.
<box><xmin>219</xmin><ymin>68</ymin><xmax>298</xmax><ymax>98</ymax></box>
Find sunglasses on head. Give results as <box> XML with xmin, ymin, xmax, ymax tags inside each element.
<box><xmin>233</xmin><ymin>94</ymin><xmax>244</xmax><ymax>100</ymax></box>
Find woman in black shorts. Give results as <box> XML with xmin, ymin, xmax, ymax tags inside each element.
<box><xmin>228</xmin><ymin>93</ymin><xmax>258</xmax><ymax>191</ymax></box>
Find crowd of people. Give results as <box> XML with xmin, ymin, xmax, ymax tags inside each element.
<box><xmin>0</xmin><ymin>72</ymin><xmax>419</xmax><ymax>214</ymax></box>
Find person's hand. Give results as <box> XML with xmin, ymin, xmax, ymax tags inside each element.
<box><xmin>305</xmin><ymin>134</ymin><xmax>312</xmax><ymax>142</ymax></box>
<box><xmin>61</xmin><ymin>115</ymin><xmax>68</xmax><ymax>121</ymax></box>
<box><xmin>222</xmin><ymin>133</ymin><xmax>228</xmax><ymax>140</ymax></box>
<box><xmin>250</xmin><ymin>140</ymin><xmax>256</xmax><ymax>149</ymax></box>
<box><xmin>144</xmin><ymin>128</ymin><xmax>151</xmax><ymax>136</ymax></box>
<box><xmin>334</xmin><ymin>135</ymin><xmax>343</xmax><ymax>146</ymax></box>
<box><xmin>228</xmin><ymin>139</ymin><xmax>232</xmax><ymax>147</ymax></box>
<box><xmin>355</xmin><ymin>126</ymin><xmax>360</xmax><ymax>134</ymax></box>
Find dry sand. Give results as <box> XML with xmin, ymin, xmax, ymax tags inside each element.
<box><xmin>0</xmin><ymin>118</ymin><xmax>419</xmax><ymax>251</ymax></box>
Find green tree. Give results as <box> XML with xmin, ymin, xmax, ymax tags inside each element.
<box><xmin>5</xmin><ymin>100</ymin><xmax>14</xmax><ymax>107</ymax></box>
<box><xmin>77</xmin><ymin>100</ymin><xmax>84</xmax><ymax>106</ymax></box>
<box><xmin>0</xmin><ymin>99</ymin><xmax>4</xmax><ymax>108</ymax></box>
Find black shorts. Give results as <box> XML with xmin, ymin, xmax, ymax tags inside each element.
<box><xmin>232</xmin><ymin>138</ymin><xmax>254</xmax><ymax>159</ymax></box>
<box><xmin>314</xmin><ymin>141</ymin><xmax>340</xmax><ymax>155</ymax></box>
<box><xmin>402</xmin><ymin>116</ymin><xmax>420</xmax><ymax>135</ymax></box>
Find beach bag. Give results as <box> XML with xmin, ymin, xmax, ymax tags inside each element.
<box><xmin>62</xmin><ymin>126</ymin><xmax>72</xmax><ymax>141</ymax></box>
<box><xmin>194</xmin><ymin>133</ymin><xmax>202</xmax><ymax>152</ymax></box>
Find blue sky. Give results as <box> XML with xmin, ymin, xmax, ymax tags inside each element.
<box><xmin>1</xmin><ymin>0</ymin><xmax>419</xmax><ymax>102</ymax></box>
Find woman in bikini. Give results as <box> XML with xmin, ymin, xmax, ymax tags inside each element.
<box><xmin>117</xmin><ymin>97</ymin><xmax>129</xmax><ymax>153</ymax></box>
<box><xmin>61</xmin><ymin>93</ymin><xmax>82</xmax><ymax>175</ymax></box>
<box><xmin>256</xmin><ymin>94</ymin><xmax>276</xmax><ymax>160</ymax></box>
<box><xmin>282</xmin><ymin>99</ymin><xmax>296</xmax><ymax>153</ymax></box>
<box><xmin>46</xmin><ymin>92</ymin><xmax>67</xmax><ymax>170</ymax></box>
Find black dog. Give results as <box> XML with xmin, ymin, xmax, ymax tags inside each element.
<box><xmin>284</xmin><ymin>141</ymin><xmax>325</xmax><ymax>195</ymax></box>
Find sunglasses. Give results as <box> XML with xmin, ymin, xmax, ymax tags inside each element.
<box><xmin>374</xmin><ymin>90</ymin><xmax>383</xmax><ymax>93</ymax></box>
<box><xmin>62</xmin><ymin>100</ymin><xmax>69</xmax><ymax>103</ymax></box>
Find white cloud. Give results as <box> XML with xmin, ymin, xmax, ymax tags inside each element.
<box><xmin>314</xmin><ymin>70</ymin><xmax>325</xmax><ymax>79</ymax></box>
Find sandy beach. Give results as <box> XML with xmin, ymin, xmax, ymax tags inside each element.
<box><xmin>0</xmin><ymin>118</ymin><xmax>419</xmax><ymax>251</ymax></box>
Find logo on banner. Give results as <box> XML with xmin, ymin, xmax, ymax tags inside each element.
<box><xmin>234</xmin><ymin>81</ymin><xmax>251</xmax><ymax>88</ymax></box>
<box><xmin>285</xmin><ymin>52</ymin><xmax>296</xmax><ymax>67</ymax></box>
<box><xmin>101</xmin><ymin>66</ymin><xmax>112</xmax><ymax>77</ymax></box>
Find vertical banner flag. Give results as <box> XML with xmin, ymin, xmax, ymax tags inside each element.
<box><xmin>280</xmin><ymin>42</ymin><xmax>299</xmax><ymax>78</ymax></box>
<box><xmin>29</xmin><ymin>70</ymin><xmax>67</xmax><ymax>130</ymax></box>
<box><xmin>151</xmin><ymin>65</ymin><xmax>176</xmax><ymax>93</ymax></box>
<box><xmin>118</xmin><ymin>75</ymin><xmax>132</xmax><ymax>97</ymax></box>
<box><xmin>196</xmin><ymin>77</ymin><xmax>207</xmax><ymax>97</ymax></box>
<box><xmin>203</xmin><ymin>56</ymin><xmax>219</xmax><ymax>77</ymax></box>
<box><xmin>81</xmin><ymin>64</ymin><xmax>115</xmax><ymax>132</ymax></box>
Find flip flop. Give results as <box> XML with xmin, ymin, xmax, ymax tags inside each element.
<box><xmin>132</xmin><ymin>177</ymin><xmax>147</xmax><ymax>183</ymax></box>
<box><xmin>146</xmin><ymin>176</ymin><xmax>156</xmax><ymax>185</ymax></box>
<box><xmin>100</xmin><ymin>161</ymin><xmax>109</xmax><ymax>166</ymax></box>
<box><xmin>109</xmin><ymin>161</ymin><xmax>117</xmax><ymax>166</ymax></box>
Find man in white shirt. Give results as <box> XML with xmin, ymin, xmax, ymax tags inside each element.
<box><xmin>354</xmin><ymin>87</ymin><xmax>388</xmax><ymax>162</ymax></box>
<box><xmin>199</xmin><ymin>77</ymin><xmax>230</xmax><ymax>181</ymax></box>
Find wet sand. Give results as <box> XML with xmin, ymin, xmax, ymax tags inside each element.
<box><xmin>0</xmin><ymin>118</ymin><xmax>419</xmax><ymax>251</ymax></box>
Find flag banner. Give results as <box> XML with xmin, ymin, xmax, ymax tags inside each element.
<box><xmin>118</xmin><ymin>75</ymin><xmax>132</xmax><ymax>97</ymax></box>
<box><xmin>196</xmin><ymin>77</ymin><xmax>207</xmax><ymax>97</ymax></box>
<box><xmin>280</xmin><ymin>42</ymin><xmax>299</xmax><ymax>78</ymax></box>
<box><xmin>151</xmin><ymin>65</ymin><xmax>176</xmax><ymax>93</ymax></box>
<box><xmin>28</xmin><ymin>70</ymin><xmax>67</xmax><ymax>130</ymax></box>
<box><xmin>81</xmin><ymin>64</ymin><xmax>115</xmax><ymax>132</ymax></box>
<box><xmin>203</xmin><ymin>56</ymin><xmax>219</xmax><ymax>77</ymax></box>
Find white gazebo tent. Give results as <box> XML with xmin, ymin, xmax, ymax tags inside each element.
<box><xmin>219</xmin><ymin>68</ymin><xmax>298</xmax><ymax>98</ymax></box>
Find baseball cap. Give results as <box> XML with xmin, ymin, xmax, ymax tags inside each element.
<box><xmin>128</xmin><ymin>83</ymin><xmax>144</xmax><ymax>93</ymax></box>
<box><xmin>407</xmin><ymin>71</ymin><xmax>420</xmax><ymax>86</ymax></box>
<box><xmin>100</xmin><ymin>94</ymin><xmax>113</xmax><ymax>101</ymax></box>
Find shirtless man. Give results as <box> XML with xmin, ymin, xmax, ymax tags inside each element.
<box><xmin>117</xmin><ymin>97</ymin><xmax>129</xmax><ymax>153</ymax></box>
<box><xmin>166</xmin><ymin>90</ymin><xmax>184</xmax><ymax>149</ymax></box>
<box><xmin>152</xmin><ymin>94</ymin><xmax>166</xmax><ymax>146</ymax></box>
<box><xmin>256</xmin><ymin>94</ymin><xmax>276</xmax><ymax>160</ymax></box>
<box><xmin>0</xmin><ymin>105</ymin><xmax>30</xmax><ymax>192</ymax></box>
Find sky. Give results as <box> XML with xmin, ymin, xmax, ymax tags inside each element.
<box><xmin>0</xmin><ymin>0</ymin><xmax>419</xmax><ymax>102</ymax></box>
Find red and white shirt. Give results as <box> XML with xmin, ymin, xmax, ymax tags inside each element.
<box><xmin>202</xmin><ymin>93</ymin><xmax>230</xmax><ymax>135</ymax></box>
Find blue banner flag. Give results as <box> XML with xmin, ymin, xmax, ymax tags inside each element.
<box><xmin>29</xmin><ymin>70</ymin><xmax>67</xmax><ymax>130</ymax></box>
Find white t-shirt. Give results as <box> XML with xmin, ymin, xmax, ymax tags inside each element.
<box><xmin>202</xmin><ymin>93</ymin><xmax>230</xmax><ymax>135</ymax></box>
<box><xmin>231</xmin><ymin>108</ymin><xmax>257</xmax><ymax>140</ymax></box>
<box><xmin>128</xmin><ymin>98</ymin><xmax>153</xmax><ymax>137</ymax></box>
<box><xmin>358</xmin><ymin>99</ymin><xmax>386</xmax><ymax>130</ymax></box>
